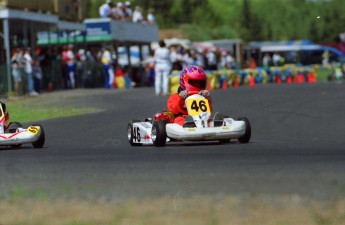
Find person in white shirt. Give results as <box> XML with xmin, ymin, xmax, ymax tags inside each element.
<box><xmin>146</xmin><ymin>8</ymin><xmax>155</xmax><ymax>24</ymax></box>
<box><xmin>101</xmin><ymin>47</ymin><xmax>115</xmax><ymax>89</ymax></box>
<box><xmin>132</xmin><ymin>6</ymin><xmax>143</xmax><ymax>23</ymax></box>
<box><xmin>206</xmin><ymin>49</ymin><xmax>217</xmax><ymax>70</ymax></box>
<box><xmin>220</xmin><ymin>50</ymin><xmax>235</xmax><ymax>69</ymax></box>
<box><xmin>99</xmin><ymin>0</ymin><xmax>114</xmax><ymax>18</ymax></box>
<box><xmin>66</xmin><ymin>45</ymin><xmax>76</xmax><ymax>89</ymax></box>
<box><xmin>262</xmin><ymin>53</ymin><xmax>271</xmax><ymax>68</ymax></box>
<box><xmin>154</xmin><ymin>40</ymin><xmax>171</xmax><ymax>96</ymax></box>
<box><xmin>272</xmin><ymin>52</ymin><xmax>281</xmax><ymax>66</ymax></box>
<box><xmin>170</xmin><ymin>46</ymin><xmax>182</xmax><ymax>70</ymax></box>
<box><xmin>24</xmin><ymin>48</ymin><xmax>38</xmax><ymax>96</ymax></box>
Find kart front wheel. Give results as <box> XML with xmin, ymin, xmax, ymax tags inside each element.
<box><xmin>32</xmin><ymin>124</ymin><xmax>45</xmax><ymax>148</ymax></box>
<box><xmin>237</xmin><ymin>117</ymin><xmax>251</xmax><ymax>144</ymax></box>
<box><xmin>127</xmin><ymin>120</ymin><xmax>142</xmax><ymax>146</ymax></box>
<box><xmin>151</xmin><ymin>121</ymin><xmax>167</xmax><ymax>147</ymax></box>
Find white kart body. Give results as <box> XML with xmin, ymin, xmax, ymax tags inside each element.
<box><xmin>0</xmin><ymin>104</ymin><xmax>44</xmax><ymax>147</ymax></box>
<box><xmin>165</xmin><ymin>118</ymin><xmax>245</xmax><ymax>141</ymax></box>
<box><xmin>128</xmin><ymin>94</ymin><xmax>249</xmax><ymax>146</ymax></box>
<box><xmin>0</xmin><ymin>126</ymin><xmax>42</xmax><ymax>146</ymax></box>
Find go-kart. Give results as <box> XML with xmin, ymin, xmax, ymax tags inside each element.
<box><xmin>0</xmin><ymin>104</ymin><xmax>45</xmax><ymax>149</ymax></box>
<box><xmin>128</xmin><ymin>91</ymin><xmax>251</xmax><ymax>147</ymax></box>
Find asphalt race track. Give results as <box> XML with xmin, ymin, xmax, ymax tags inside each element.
<box><xmin>1</xmin><ymin>83</ymin><xmax>345</xmax><ymax>200</ymax></box>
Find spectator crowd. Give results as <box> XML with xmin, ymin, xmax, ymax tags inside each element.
<box><xmin>99</xmin><ymin>0</ymin><xmax>155</xmax><ymax>25</ymax></box>
<box><xmin>141</xmin><ymin>40</ymin><xmax>237</xmax><ymax>96</ymax></box>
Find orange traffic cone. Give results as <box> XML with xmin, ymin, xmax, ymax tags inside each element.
<box><xmin>308</xmin><ymin>72</ymin><xmax>317</xmax><ymax>83</ymax></box>
<box><xmin>233</xmin><ymin>76</ymin><xmax>239</xmax><ymax>88</ymax></box>
<box><xmin>286</xmin><ymin>76</ymin><xmax>292</xmax><ymax>84</ymax></box>
<box><xmin>249</xmin><ymin>75</ymin><xmax>255</xmax><ymax>87</ymax></box>
<box><xmin>275</xmin><ymin>75</ymin><xmax>282</xmax><ymax>84</ymax></box>
<box><xmin>221</xmin><ymin>79</ymin><xmax>228</xmax><ymax>90</ymax></box>
<box><xmin>297</xmin><ymin>73</ymin><xmax>304</xmax><ymax>83</ymax></box>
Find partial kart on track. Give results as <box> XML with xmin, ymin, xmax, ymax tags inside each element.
<box><xmin>0</xmin><ymin>103</ymin><xmax>45</xmax><ymax>149</ymax></box>
<box><xmin>128</xmin><ymin>91</ymin><xmax>251</xmax><ymax>147</ymax></box>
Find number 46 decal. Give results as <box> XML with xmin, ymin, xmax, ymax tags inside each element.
<box><xmin>191</xmin><ymin>100</ymin><xmax>207</xmax><ymax>112</ymax></box>
<box><xmin>186</xmin><ymin>99</ymin><xmax>211</xmax><ymax>116</ymax></box>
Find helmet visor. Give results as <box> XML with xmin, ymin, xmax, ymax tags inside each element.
<box><xmin>189</xmin><ymin>79</ymin><xmax>206</xmax><ymax>89</ymax></box>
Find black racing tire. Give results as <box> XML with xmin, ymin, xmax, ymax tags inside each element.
<box><xmin>31</xmin><ymin>124</ymin><xmax>45</xmax><ymax>148</ymax></box>
<box><xmin>127</xmin><ymin>120</ymin><xmax>142</xmax><ymax>146</ymax></box>
<box><xmin>237</xmin><ymin>117</ymin><xmax>251</xmax><ymax>144</ymax></box>
<box><xmin>151</xmin><ymin>121</ymin><xmax>167</xmax><ymax>147</ymax></box>
<box><xmin>5</xmin><ymin>122</ymin><xmax>23</xmax><ymax>133</ymax></box>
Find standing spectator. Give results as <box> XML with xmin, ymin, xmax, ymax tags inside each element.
<box><xmin>249</xmin><ymin>57</ymin><xmax>257</xmax><ymax>69</ymax></box>
<box><xmin>206</xmin><ymin>49</ymin><xmax>217</xmax><ymax>70</ymax></box>
<box><xmin>262</xmin><ymin>53</ymin><xmax>271</xmax><ymax>68</ymax></box>
<box><xmin>66</xmin><ymin>44</ymin><xmax>76</xmax><ymax>89</ymax></box>
<box><xmin>154</xmin><ymin>40</ymin><xmax>171</xmax><ymax>96</ymax></box>
<box><xmin>272</xmin><ymin>52</ymin><xmax>281</xmax><ymax>67</ymax></box>
<box><xmin>32</xmin><ymin>59</ymin><xmax>43</xmax><ymax>93</ymax></box>
<box><xmin>322</xmin><ymin>50</ymin><xmax>330</xmax><ymax>68</ymax></box>
<box><xmin>24</xmin><ymin>48</ymin><xmax>38</xmax><ymax>96</ymax></box>
<box><xmin>124</xmin><ymin>1</ymin><xmax>133</xmax><ymax>21</ymax></box>
<box><xmin>225</xmin><ymin>51</ymin><xmax>236</xmax><ymax>69</ymax></box>
<box><xmin>11</xmin><ymin>49</ymin><xmax>23</xmax><ymax>96</ymax></box>
<box><xmin>170</xmin><ymin>46</ymin><xmax>182</xmax><ymax>71</ymax></box>
<box><xmin>83</xmin><ymin>50</ymin><xmax>96</xmax><ymax>88</ymax></box>
<box><xmin>112</xmin><ymin>2</ymin><xmax>125</xmax><ymax>20</ymax></box>
<box><xmin>61</xmin><ymin>45</ymin><xmax>69</xmax><ymax>89</ymax></box>
<box><xmin>99</xmin><ymin>0</ymin><xmax>114</xmax><ymax>18</ymax></box>
<box><xmin>181</xmin><ymin>49</ymin><xmax>193</xmax><ymax>68</ymax></box>
<box><xmin>195</xmin><ymin>50</ymin><xmax>205</xmax><ymax>69</ymax></box>
<box><xmin>141</xmin><ymin>50</ymin><xmax>155</xmax><ymax>86</ymax></box>
<box><xmin>146</xmin><ymin>8</ymin><xmax>155</xmax><ymax>25</ymax></box>
<box><xmin>132</xmin><ymin>6</ymin><xmax>143</xmax><ymax>23</ymax></box>
<box><xmin>101</xmin><ymin>46</ymin><xmax>115</xmax><ymax>89</ymax></box>
<box><xmin>76</xmin><ymin>48</ymin><xmax>87</xmax><ymax>87</ymax></box>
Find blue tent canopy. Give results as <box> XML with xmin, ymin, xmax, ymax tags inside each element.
<box><xmin>248</xmin><ymin>40</ymin><xmax>345</xmax><ymax>57</ymax></box>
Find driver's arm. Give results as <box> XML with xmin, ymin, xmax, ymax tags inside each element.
<box><xmin>167</xmin><ymin>93</ymin><xmax>187</xmax><ymax>115</ymax></box>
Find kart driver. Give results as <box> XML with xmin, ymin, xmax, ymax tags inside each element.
<box><xmin>0</xmin><ymin>102</ymin><xmax>9</xmax><ymax>132</ymax></box>
<box><xmin>167</xmin><ymin>65</ymin><xmax>212</xmax><ymax>127</ymax></box>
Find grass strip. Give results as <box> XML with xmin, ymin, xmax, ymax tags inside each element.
<box><xmin>0</xmin><ymin>195</ymin><xmax>344</xmax><ymax>225</ymax></box>
<box><xmin>5</xmin><ymin>100</ymin><xmax>102</xmax><ymax>123</ymax></box>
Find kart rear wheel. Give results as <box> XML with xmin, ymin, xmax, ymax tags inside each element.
<box><xmin>151</xmin><ymin>121</ymin><xmax>167</xmax><ymax>147</ymax></box>
<box><xmin>237</xmin><ymin>117</ymin><xmax>251</xmax><ymax>143</ymax></box>
<box><xmin>32</xmin><ymin>124</ymin><xmax>45</xmax><ymax>148</ymax></box>
<box><xmin>128</xmin><ymin>120</ymin><xmax>142</xmax><ymax>146</ymax></box>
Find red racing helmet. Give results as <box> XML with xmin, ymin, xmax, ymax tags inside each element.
<box><xmin>180</xmin><ymin>65</ymin><xmax>207</xmax><ymax>92</ymax></box>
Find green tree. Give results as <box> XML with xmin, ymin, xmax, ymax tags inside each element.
<box><xmin>85</xmin><ymin>0</ymin><xmax>345</xmax><ymax>43</ymax></box>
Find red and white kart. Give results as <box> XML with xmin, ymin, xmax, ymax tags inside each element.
<box><xmin>128</xmin><ymin>91</ymin><xmax>251</xmax><ymax>147</ymax></box>
<box><xmin>0</xmin><ymin>104</ymin><xmax>45</xmax><ymax>149</ymax></box>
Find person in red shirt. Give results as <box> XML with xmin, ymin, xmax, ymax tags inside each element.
<box><xmin>167</xmin><ymin>65</ymin><xmax>211</xmax><ymax>127</ymax></box>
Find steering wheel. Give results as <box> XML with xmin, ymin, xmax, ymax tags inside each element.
<box><xmin>176</xmin><ymin>91</ymin><xmax>201</xmax><ymax>113</ymax></box>
<box><xmin>187</xmin><ymin>91</ymin><xmax>200</xmax><ymax>96</ymax></box>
